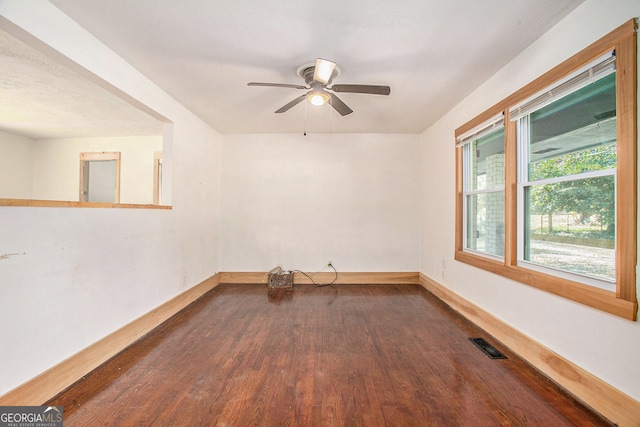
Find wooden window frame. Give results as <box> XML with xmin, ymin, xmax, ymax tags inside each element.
<box><xmin>454</xmin><ymin>19</ymin><xmax>638</xmax><ymax>320</ymax></box>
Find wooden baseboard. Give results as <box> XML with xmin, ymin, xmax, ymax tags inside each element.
<box><xmin>219</xmin><ymin>271</ymin><xmax>420</xmax><ymax>285</ymax></box>
<box><xmin>419</xmin><ymin>273</ymin><xmax>640</xmax><ymax>427</ymax></box>
<box><xmin>0</xmin><ymin>274</ymin><xmax>220</xmax><ymax>406</ymax></box>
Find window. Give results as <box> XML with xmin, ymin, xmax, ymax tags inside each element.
<box><xmin>458</xmin><ymin>115</ymin><xmax>505</xmax><ymax>258</ymax></box>
<box><xmin>514</xmin><ymin>55</ymin><xmax>617</xmax><ymax>289</ymax></box>
<box><xmin>455</xmin><ymin>19</ymin><xmax>637</xmax><ymax>320</ymax></box>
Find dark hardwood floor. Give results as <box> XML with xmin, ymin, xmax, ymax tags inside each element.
<box><xmin>47</xmin><ymin>284</ymin><xmax>612</xmax><ymax>426</ymax></box>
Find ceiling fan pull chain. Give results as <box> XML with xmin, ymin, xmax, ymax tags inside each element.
<box><xmin>304</xmin><ymin>97</ymin><xmax>307</xmax><ymax>136</ymax></box>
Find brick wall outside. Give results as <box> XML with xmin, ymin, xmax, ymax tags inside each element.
<box><xmin>483</xmin><ymin>154</ymin><xmax>504</xmax><ymax>256</ymax></box>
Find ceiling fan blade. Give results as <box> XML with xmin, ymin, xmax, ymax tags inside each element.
<box><xmin>329</xmin><ymin>93</ymin><xmax>353</xmax><ymax>116</ymax></box>
<box><xmin>275</xmin><ymin>94</ymin><xmax>307</xmax><ymax>113</ymax></box>
<box><xmin>313</xmin><ymin>58</ymin><xmax>336</xmax><ymax>84</ymax></box>
<box><xmin>330</xmin><ymin>84</ymin><xmax>391</xmax><ymax>95</ymax></box>
<box><xmin>248</xmin><ymin>82</ymin><xmax>308</xmax><ymax>90</ymax></box>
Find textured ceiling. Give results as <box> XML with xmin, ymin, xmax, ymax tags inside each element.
<box><xmin>0</xmin><ymin>29</ymin><xmax>163</xmax><ymax>139</ymax></box>
<box><xmin>3</xmin><ymin>0</ymin><xmax>585</xmax><ymax>137</ymax></box>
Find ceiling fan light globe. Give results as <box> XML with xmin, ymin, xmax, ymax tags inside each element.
<box><xmin>314</xmin><ymin>58</ymin><xmax>336</xmax><ymax>84</ymax></box>
<box><xmin>307</xmin><ymin>91</ymin><xmax>330</xmax><ymax>106</ymax></box>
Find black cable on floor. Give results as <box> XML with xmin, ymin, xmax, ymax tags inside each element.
<box><xmin>292</xmin><ymin>264</ymin><xmax>337</xmax><ymax>288</ymax></box>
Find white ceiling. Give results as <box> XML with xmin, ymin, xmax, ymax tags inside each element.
<box><xmin>5</xmin><ymin>0</ymin><xmax>586</xmax><ymax>137</ymax></box>
<box><xmin>0</xmin><ymin>29</ymin><xmax>163</xmax><ymax>139</ymax></box>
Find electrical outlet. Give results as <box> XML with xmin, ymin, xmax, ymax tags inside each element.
<box><xmin>328</xmin><ymin>260</ymin><xmax>333</xmax><ymax>267</ymax></box>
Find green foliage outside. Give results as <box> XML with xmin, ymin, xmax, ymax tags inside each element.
<box><xmin>528</xmin><ymin>144</ymin><xmax>616</xmax><ymax>238</ymax></box>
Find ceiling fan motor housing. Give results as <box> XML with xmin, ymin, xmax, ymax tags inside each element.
<box><xmin>300</xmin><ymin>66</ymin><xmax>337</xmax><ymax>86</ymax></box>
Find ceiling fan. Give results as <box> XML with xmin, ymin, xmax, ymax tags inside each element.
<box><xmin>247</xmin><ymin>58</ymin><xmax>391</xmax><ymax>116</ymax></box>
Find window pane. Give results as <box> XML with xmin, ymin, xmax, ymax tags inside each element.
<box><xmin>524</xmin><ymin>175</ymin><xmax>615</xmax><ymax>282</ymax></box>
<box><xmin>466</xmin><ymin>191</ymin><xmax>504</xmax><ymax>257</ymax></box>
<box><xmin>468</xmin><ymin>128</ymin><xmax>505</xmax><ymax>191</ymax></box>
<box><xmin>528</xmin><ymin>73</ymin><xmax>616</xmax><ymax>181</ymax></box>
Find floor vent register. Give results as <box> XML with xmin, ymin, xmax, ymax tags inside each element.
<box><xmin>468</xmin><ymin>337</ymin><xmax>508</xmax><ymax>359</ymax></box>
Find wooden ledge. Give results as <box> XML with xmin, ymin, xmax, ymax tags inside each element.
<box><xmin>0</xmin><ymin>198</ymin><xmax>172</xmax><ymax>209</ymax></box>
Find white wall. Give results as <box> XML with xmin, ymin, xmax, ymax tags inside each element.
<box><xmin>30</xmin><ymin>135</ymin><xmax>162</xmax><ymax>203</ymax></box>
<box><xmin>221</xmin><ymin>133</ymin><xmax>420</xmax><ymax>272</ymax></box>
<box><xmin>0</xmin><ymin>2</ymin><xmax>221</xmax><ymax>396</ymax></box>
<box><xmin>419</xmin><ymin>0</ymin><xmax>640</xmax><ymax>401</ymax></box>
<box><xmin>0</xmin><ymin>130</ymin><xmax>34</xmax><ymax>198</ymax></box>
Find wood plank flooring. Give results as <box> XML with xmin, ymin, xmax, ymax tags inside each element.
<box><xmin>47</xmin><ymin>284</ymin><xmax>612</xmax><ymax>426</ymax></box>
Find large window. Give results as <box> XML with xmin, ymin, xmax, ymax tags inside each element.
<box><xmin>514</xmin><ymin>56</ymin><xmax>617</xmax><ymax>289</ymax></box>
<box><xmin>454</xmin><ymin>20</ymin><xmax>637</xmax><ymax>320</ymax></box>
